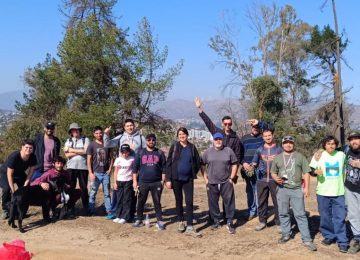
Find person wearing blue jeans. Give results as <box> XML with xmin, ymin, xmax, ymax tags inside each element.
<box><xmin>310</xmin><ymin>135</ymin><xmax>348</xmax><ymax>253</ymax></box>
<box><xmin>87</xmin><ymin>126</ymin><xmax>113</xmax><ymax>217</ymax></box>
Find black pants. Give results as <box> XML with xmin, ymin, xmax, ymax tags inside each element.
<box><xmin>256</xmin><ymin>180</ymin><xmax>279</xmax><ymax>225</ymax></box>
<box><xmin>137</xmin><ymin>181</ymin><xmax>163</xmax><ymax>221</ymax></box>
<box><xmin>68</xmin><ymin>169</ymin><xmax>89</xmax><ymax>209</ymax></box>
<box><xmin>207</xmin><ymin>181</ymin><xmax>235</xmax><ymax>223</ymax></box>
<box><xmin>115</xmin><ymin>180</ymin><xmax>135</xmax><ymax>221</ymax></box>
<box><xmin>172</xmin><ymin>179</ymin><xmax>194</xmax><ymax>226</ymax></box>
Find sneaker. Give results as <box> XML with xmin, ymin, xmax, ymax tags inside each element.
<box><xmin>349</xmin><ymin>240</ymin><xmax>360</xmax><ymax>254</ymax></box>
<box><xmin>226</xmin><ymin>223</ymin><xmax>235</xmax><ymax>234</ymax></box>
<box><xmin>185</xmin><ymin>226</ymin><xmax>202</xmax><ymax>238</ymax></box>
<box><xmin>248</xmin><ymin>214</ymin><xmax>257</xmax><ymax>221</ymax></box>
<box><xmin>133</xmin><ymin>220</ymin><xmax>144</xmax><ymax>228</ymax></box>
<box><xmin>321</xmin><ymin>238</ymin><xmax>335</xmax><ymax>246</ymax></box>
<box><xmin>1</xmin><ymin>211</ymin><xmax>9</xmax><ymax>220</ymax></box>
<box><xmin>156</xmin><ymin>221</ymin><xmax>166</xmax><ymax>231</ymax></box>
<box><xmin>303</xmin><ymin>241</ymin><xmax>317</xmax><ymax>251</ymax></box>
<box><xmin>211</xmin><ymin>221</ymin><xmax>220</xmax><ymax>230</ymax></box>
<box><xmin>255</xmin><ymin>222</ymin><xmax>266</xmax><ymax>231</ymax></box>
<box><xmin>339</xmin><ymin>245</ymin><xmax>348</xmax><ymax>253</ymax></box>
<box><xmin>118</xmin><ymin>218</ymin><xmax>126</xmax><ymax>224</ymax></box>
<box><xmin>178</xmin><ymin>221</ymin><xmax>186</xmax><ymax>233</ymax></box>
<box><xmin>278</xmin><ymin>235</ymin><xmax>291</xmax><ymax>244</ymax></box>
<box><xmin>105</xmin><ymin>214</ymin><xmax>116</xmax><ymax>220</ymax></box>
<box><xmin>113</xmin><ymin>218</ymin><xmax>121</xmax><ymax>223</ymax></box>
<box><xmin>277</xmin><ymin>225</ymin><xmax>282</xmax><ymax>234</ymax></box>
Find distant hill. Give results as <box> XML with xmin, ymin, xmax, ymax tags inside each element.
<box><xmin>0</xmin><ymin>90</ymin><xmax>25</xmax><ymax>111</ymax></box>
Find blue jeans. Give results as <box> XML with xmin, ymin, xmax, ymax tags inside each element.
<box><xmin>245</xmin><ymin>175</ymin><xmax>257</xmax><ymax>216</ymax></box>
<box><xmin>317</xmin><ymin>194</ymin><xmax>348</xmax><ymax>247</ymax></box>
<box><xmin>30</xmin><ymin>169</ymin><xmax>43</xmax><ymax>182</ymax></box>
<box><xmin>88</xmin><ymin>173</ymin><xmax>111</xmax><ymax>214</ymax></box>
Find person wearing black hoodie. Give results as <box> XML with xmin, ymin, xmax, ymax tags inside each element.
<box><xmin>165</xmin><ymin>127</ymin><xmax>202</xmax><ymax>237</ymax></box>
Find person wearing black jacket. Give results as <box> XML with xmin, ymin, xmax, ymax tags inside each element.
<box><xmin>32</xmin><ymin>122</ymin><xmax>61</xmax><ymax>181</ymax></box>
<box><xmin>165</xmin><ymin>127</ymin><xmax>202</xmax><ymax>237</ymax></box>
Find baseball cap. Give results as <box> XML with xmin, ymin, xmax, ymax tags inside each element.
<box><xmin>213</xmin><ymin>132</ymin><xmax>224</xmax><ymax>140</ymax></box>
<box><xmin>348</xmin><ymin>131</ymin><xmax>360</xmax><ymax>140</ymax></box>
<box><xmin>146</xmin><ymin>133</ymin><xmax>156</xmax><ymax>140</ymax></box>
<box><xmin>120</xmin><ymin>144</ymin><xmax>131</xmax><ymax>153</ymax></box>
<box><xmin>282</xmin><ymin>135</ymin><xmax>295</xmax><ymax>144</ymax></box>
<box><xmin>45</xmin><ymin>122</ymin><xmax>56</xmax><ymax>129</ymax></box>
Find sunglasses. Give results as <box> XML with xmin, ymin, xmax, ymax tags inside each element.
<box><xmin>46</xmin><ymin>127</ymin><xmax>55</xmax><ymax>130</ymax></box>
<box><xmin>223</xmin><ymin>123</ymin><xmax>232</xmax><ymax>126</ymax></box>
<box><xmin>214</xmin><ymin>138</ymin><xmax>223</xmax><ymax>141</ymax></box>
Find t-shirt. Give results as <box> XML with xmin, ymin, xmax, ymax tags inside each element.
<box><xmin>309</xmin><ymin>150</ymin><xmax>346</xmax><ymax>196</ymax></box>
<box><xmin>344</xmin><ymin>149</ymin><xmax>360</xmax><ymax>193</ymax></box>
<box><xmin>43</xmin><ymin>137</ymin><xmax>55</xmax><ymax>171</ymax></box>
<box><xmin>132</xmin><ymin>148</ymin><xmax>166</xmax><ymax>183</ymax></box>
<box><xmin>177</xmin><ymin>145</ymin><xmax>193</xmax><ymax>181</ymax></box>
<box><xmin>86</xmin><ymin>141</ymin><xmax>111</xmax><ymax>173</ymax></box>
<box><xmin>64</xmin><ymin>137</ymin><xmax>90</xmax><ymax>170</ymax></box>
<box><xmin>0</xmin><ymin>151</ymin><xmax>37</xmax><ymax>181</ymax></box>
<box><xmin>252</xmin><ymin>144</ymin><xmax>282</xmax><ymax>181</ymax></box>
<box><xmin>271</xmin><ymin>151</ymin><xmax>311</xmax><ymax>189</ymax></box>
<box><xmin>201</xmin><ymin>146</ymin><xmax>238</xmax><ymax>184</ymax></box>
<box><xmin>114</xmin><ymin>156</ymin><xmax>134</xmax><ymax>182</ymax></box>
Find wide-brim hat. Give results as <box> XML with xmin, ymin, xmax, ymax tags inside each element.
<box><xmin>68</xmin><ymin>123</ymin><xmax>82</xmax><ymax>134</ymax></box>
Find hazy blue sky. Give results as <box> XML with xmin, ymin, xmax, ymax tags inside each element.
<box><xmin>0</xmin><ymin>0</ymin><xmax>359</xmax><ymax>103</ymax></box>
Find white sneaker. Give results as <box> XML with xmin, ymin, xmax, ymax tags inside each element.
<box><xmin>118</xmin><ymin>218</ymin><xmax>126</xmax><ymax>224</ymax></box>
<box><xmin>113</xmin><ymin>218</ymin><xmax>121</xmax><ymax>223</ymax></box>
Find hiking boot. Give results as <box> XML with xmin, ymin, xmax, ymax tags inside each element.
<box><xmin>339</xmin><ymin>245</ymin><xmax>348</xmax><ymax>253</ymax></box>
<box><xmin>185</xmin><ymin>226</ymin><xmax>202</xmax><ymax>238</ymax></box>
<box><xmin>105</xmin><ymin>214</ymin><xmax>115</xmax><ymax>220</ymax></box>
<box><xmin>177</xmin><ymin>221</ymin><xmax>186</xmax><ymax>233</ymax></box>
<box><xmin>133</xmin><ymin>220</ymin><xmax>144</xmax><ymax>228</ymax></box>
<box><xmin>211</xmin><ymin>221</ymin><xmax>220</xmax><ymax>230</ymax></box>
<box><xmin>303</xmin><ymin>241</ymin><xmax>317</xmax><ymax>251</ymax></box>
<box><xmin>321</xmin><ymin>238</ymin><xmax>335</xmax><ymax>246</ymax></box>
<box><xmin>156</xmin><ymin>221</ymin><xmax>166</xmax><ymax>231</ymax></box>
<box><xmin>278</xmin><ymin>235</ymin><xmax>291</xmax><ymax>244</ymax></box>
<box><xmin>255</xmin><ymin>222</ymin><xmax>266</xmax><ymax>231</ymax></box>
<box><xmin>349</xmin><ymin>240</ymin><xmax>360</xmax><ymax>254</ymax></box>
<box><xmin>226</xmin><ymin>222</ymin><xmax>235</xmax><ymax>234</ymax></box>
<box><xmin>1</xmin><ymin>211</ymin><xmax>9</xmax><ymax>220</ymax></box>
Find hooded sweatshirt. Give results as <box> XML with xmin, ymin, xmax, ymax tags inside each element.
<box><xmin>103</xmin><ymin>129</ymin><xmax>146</xmax><ymax>156</ymax></box>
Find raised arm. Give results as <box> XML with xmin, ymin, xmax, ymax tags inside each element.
<box><xmin>195</xmin><ymin>97</ymin><xmax>220</xmax><ymax>134</ymax></box>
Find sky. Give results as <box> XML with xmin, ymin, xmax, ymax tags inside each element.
<box><xmin>0</xmin><ymin>0</ymin><xmax>359</xmax><ymax>103</ymax></box>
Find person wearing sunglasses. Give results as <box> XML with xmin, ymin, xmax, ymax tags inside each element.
<box><xmin>271</xmin><ymin>136</ymin><xmax>317</xmax><ymax>251</ymax></box>
<box><xmin>201</xmin><ymin>132</ymin><xmax>238</xmax><ymax>234</ymax></box>
<box><xmin>32</xmin><ymin>122</ymin><xmax>61</xmax><ymax>181</ymax></box>
<box><xmin>132</xmin><ymin>133</ymin><xmax>167</xmax><ymax>230</ymax></box>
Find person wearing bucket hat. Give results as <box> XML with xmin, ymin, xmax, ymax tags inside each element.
<box><xmin>271</xmin><ymin>136</ymin><xmax>317</xmax><ymax>251</ymax></box>
<box><xmin>63</xmin><ymin>122</ymin><xmax>90</xmax><ymax>213</ymax></box>
<box><xmin>344</xmin><ymin>131</ymin><xmax>360</xmax><ymax>254</ymax></box>
<box><xmin>31</xmin><ymin>122</ymin><xmax>61</xmax><ymax>181</ymax></box>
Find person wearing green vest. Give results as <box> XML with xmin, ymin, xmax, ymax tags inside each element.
<box><xmin>309</xmin><ymin>135</ymin><xmax>348</xmax><ymax>253</ymax></box>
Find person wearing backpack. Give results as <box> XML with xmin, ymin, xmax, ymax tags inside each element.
<box><xmin>165</xmin><ymin>127</ymin><xmax>202</xmax><ymax>237</ymax></box>
<box><xmin>63</xmin><ymin>123</ymin><xmax>90</xmax><ymax>214</ymax></box>
<box><xmin>103</xmin><ymin>119</ymin><xmax>146</xmax><ymax>219</ymax></box>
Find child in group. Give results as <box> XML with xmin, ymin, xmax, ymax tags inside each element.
<box><xmin>113</xmin><ymin>144</ymin><xmax>135</xmax><ymax>224</ymax></box>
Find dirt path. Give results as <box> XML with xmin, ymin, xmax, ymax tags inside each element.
<box><xmin>0</xmin><ymin>179</ymin><xmax>358</xmax><ymax>259</ymax></box>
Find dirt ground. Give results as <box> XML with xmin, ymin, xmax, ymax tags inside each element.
<box><xmin>0</xmin><ymin>178</ymin><xmax>358</xmax><ymax>260</ymax></box>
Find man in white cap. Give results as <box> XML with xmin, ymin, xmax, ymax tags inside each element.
<box><xmin>64</xmin><ymin>122</ymin><xmax>90</xmax><ymax>213</ymax></box>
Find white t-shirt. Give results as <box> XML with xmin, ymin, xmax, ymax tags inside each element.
<box><xmin>114</xmin><ymin>156</ymin><xmax>134</xmax><ymax>182</ymax></box>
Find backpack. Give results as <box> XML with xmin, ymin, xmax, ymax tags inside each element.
<box><xmin>67</xmin><ymin>136</ymin><xmax>86</xmax><ymax>148</ymax></box>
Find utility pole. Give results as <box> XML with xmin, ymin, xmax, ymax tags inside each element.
<box><xmin>331</xmin><ymin>0</ymin><xmax>345</xmax><ymax>146</ymax></box>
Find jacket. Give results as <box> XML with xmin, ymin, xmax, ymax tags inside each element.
<box><xmin>103</xmin><ymin>129</ymin><xmax>146</xmax><ymax>155</ymax></box>
<box><xmin>33</xmin><ymin>133</ymin><xmax>61</xmax><ymax>172</ymax></box>
<box><xmin>199</xmin><ymin>111</ymin><xmax>244</xmax><ymax>163</ymax></box>
<box><xmin>165</xmin><ymin>141</ymin><xmax>201</xmax><ymax>181</ymax></box>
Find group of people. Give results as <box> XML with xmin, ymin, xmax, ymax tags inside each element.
<box><xmin>0</xmin><ymin>97</ymin><xmax>359</xmax><ymax>254</ymax></box>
